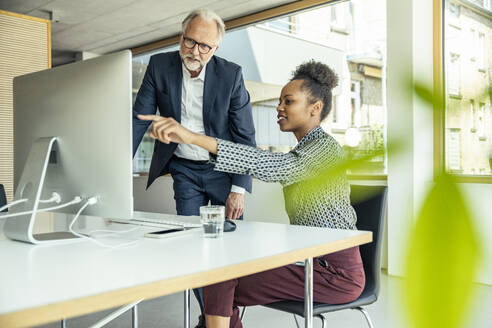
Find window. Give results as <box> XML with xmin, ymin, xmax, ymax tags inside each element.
<box><xmin>350</xmin><ymin>81</ymin><xmax>361</xmax><ymax>127</ymax></box>
<box><xmin>264</xmin><ymin>16</ymin><xmax>298</xmax><ymax>34</ymax></box>
<box><xmin>447</xmin><ymin>53</ymin><xmax>461</xmax><ymax>96</ymax></box>
<box><xmin>484</xmin><ymin>0</ymin><xmax>491</xmax><ymax>10</ymax></box>
<box><xmin>478</xmin><ymin>102</ymin><xmax>487</xmax><ymax>140</ymax></box>
<box><xmin>443</xmin><ymin>0</ymin><xmax>492</xmax><ymax>178</ymax></box>
<box><xmin>469</xmin><ymin>100</ymin><xmax>477</xmax><ymax>132</ymax></box>
<box><xmin>478</xmin><ymin>32</ymin><xmax>486</xmax><ymax>70</ymax></box>
<box><xmin>331</xmin><ymin>5</ymin><xmax>345</xmax><ymax>30</ymax></box>
<box><xmin>251</xmin><ymin>100</ymin><xmax>297</xmax><ymax>151</ymax></box>
<box><xmin>332</xmin><ymin>96</ymin><xmax>339</xmax><ymax>123</ymax></box>
<box><xmin>447</xmin><ymin>128</ymin><xmax>462</xmax><ymax>172</ymax></box>
<box><xmin>470</xmin><ymin>28</ymin><xmax>477</xmax><ymax>61</ymax></box>
<box><xmin>332</xmin><ymin>2</ymin><xmax>354</xmax><ymax>34</ymax></box>
<box><xmin>131</xmin><ymin>44</ymin><xmax>179</xmax><ymax>173</ymax></box>
<box><xmin>448</xmin><ymin>1</ymin><xmax>461</xmax><ymax>27</ymax></box>
<box><xmin>132</xmin><ymin>0</ymin><xmax>387</xmax><ymax>176</ymax></box>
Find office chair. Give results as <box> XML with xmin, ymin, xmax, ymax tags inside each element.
<box><xmin>262</xmin><ymin>185</ymin><xmax>387</xmax><ymax>328</ymax></box>
<box><xmin>0</xmin><ymin>184</ymin><xmax>7</xmax><ymax>212</ymax></box>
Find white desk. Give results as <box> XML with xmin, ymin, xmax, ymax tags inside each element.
<box><xmin>0</xmin><ymin>215</ymin><xmax>371</xmax><ymax>328</ymax></box>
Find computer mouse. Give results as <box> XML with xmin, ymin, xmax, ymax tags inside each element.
<box><xmin>224</xmin><ymin>219</ymin><xmax>237</xmax><ymax>232</ymax></box>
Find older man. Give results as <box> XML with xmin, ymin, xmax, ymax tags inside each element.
<box><xmin>132</xmin><ymin>9</ymin><xmax>256</xmax><ymax>327</ymax></box>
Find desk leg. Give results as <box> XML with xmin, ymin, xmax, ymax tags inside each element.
<box><xmin>132</xmin><ymin>304</ymin><xmax>138</xmax><ymax>328</ymax></box>
<box><xmin>304</xmin><ymin>257</ymin><xmax>313</xmax><ymax>328</ymax></box>
<box><xmin>88</xmin><ymin>299</ymin><xmax>142</xmax><ymax>328</ymax></box>
<box><xmin>184</xmin><ymin>289</ymin><xmax>190</xmax><ymax>328</ymax></box>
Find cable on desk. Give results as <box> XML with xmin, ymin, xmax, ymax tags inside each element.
<box><xmin>68</xmin><ymin>198</ymin><xmax>140</xmax><ymax>249</ymax></box>
<box><xmin>87</xmin><ymin>226</ymin><xmax>141</xmax><ymax>237</ymax></box>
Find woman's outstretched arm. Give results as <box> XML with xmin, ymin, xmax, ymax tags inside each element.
<box><xmin>137</xmin><ymin>114</ymin><xmax>218</xmax><ymax>154</ymax></box>
<box><xmin>138</xmin><ymin>115</ymin><xmax>340</xmax><ymax>186</ymax></box>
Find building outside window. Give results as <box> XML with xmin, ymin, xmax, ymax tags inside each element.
<box><xmin>444</xmin><ymin>0</ymin><xmax>492</xmax><ymax>176</ymax></box>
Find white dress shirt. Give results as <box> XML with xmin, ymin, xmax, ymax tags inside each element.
<box><xmin>174</xmin><ymin>63</ymin><xmax>244</xmax><ymax>194</ymax></box>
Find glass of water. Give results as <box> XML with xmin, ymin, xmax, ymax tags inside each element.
<box><xmin>200</xmin><ymin>205</ymin><xmax>225</xmax><ymax>238</ymax></box>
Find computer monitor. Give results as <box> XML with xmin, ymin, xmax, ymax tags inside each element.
<box><xmin>4</xmin><ymin>50</ymin><xmax>134</xmax><ymax>244</ymax></box>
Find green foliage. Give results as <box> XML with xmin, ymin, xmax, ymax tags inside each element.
<box><xmin>414</xmin><ymin>81</ymin><xmax>445</xmax><ymax>110</ymax></box>
<box><xmin>404</xmin><ymin>173</ymin><xmax>481</xmax><ymax>328</ymax></box>
<box><xmin>401</xmin><ymin>82</ymin><xmax>483</xmax><ymax>328</ymax></box>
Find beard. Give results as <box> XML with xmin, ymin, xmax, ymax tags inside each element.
<box><xmin>179</xmin><ymin>50</ymin><xmax>204</xmax><ymax>72</ymax></box>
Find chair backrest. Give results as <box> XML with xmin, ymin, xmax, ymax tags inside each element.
<box><xmin>0</xmin><ymin>184</ymin><xmax>7</xmax><ymax>212</ymax></box>
<box><xmin>349</xmin><ymin>185</ymin><xmax>387</xmax><ymax>298</ymax></box>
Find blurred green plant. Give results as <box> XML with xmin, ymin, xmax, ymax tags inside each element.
<box><xmin>403</xmin><ymin>81</ymin><xmax>482</xmax><ymax>328</ymax></box>
<box><xmin>404</xmin><ymin>172</ymin><xmax>481</xmax><ymax>328</ymax></box>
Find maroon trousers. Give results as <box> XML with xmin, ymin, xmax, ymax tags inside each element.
<box><xmin>203</xmin><ymin>246</ymin><xmax>365</xmax><ymax>328</ymax></box>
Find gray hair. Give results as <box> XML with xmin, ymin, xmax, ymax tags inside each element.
<box><xmin>181</xmin><ymin>9</ymin><xmax>225</xmax><ymax>44</ymax></box>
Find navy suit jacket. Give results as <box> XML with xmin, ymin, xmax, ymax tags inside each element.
<box><xmin>132</xmin><ymin>51</ymin><xmax>256</xmax><ymax>191</ymax></box>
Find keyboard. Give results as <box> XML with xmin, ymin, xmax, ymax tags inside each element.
<box><xmin>110</xmin><ymin>211</ymin><xmax>202</xmax><ymax>228</ymax></box>
<box><xmin>129</xmin><ymin>217</ymin><xmax>201</xmax><ymax>228</ymax></box>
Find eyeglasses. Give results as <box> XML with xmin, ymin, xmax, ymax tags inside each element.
<box><xmin>182</xmin><ymin>37</ymin><xmax>215</xmax><ymax>54</ymax></box>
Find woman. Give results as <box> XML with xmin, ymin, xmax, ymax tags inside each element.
<box><xmin>139</xmin><ymin>60</ymin><xmax>365</xmax><ymax>328</ymax></box>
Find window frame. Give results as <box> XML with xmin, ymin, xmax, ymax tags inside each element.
<box><xmin>434</xmin><ymin>0</ymin><xmax>492</xmax><ymax>183</ymax></box>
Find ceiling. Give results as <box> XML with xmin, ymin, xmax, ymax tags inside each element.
<box><xmin>0</xmin><ymin>0</ymin><xmax>296</xmax><ymax>66</ymax></box>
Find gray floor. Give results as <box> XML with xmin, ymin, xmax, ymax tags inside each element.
<box><xmin>38</xmin><ymin>270</ymin><xmax>492</xmax><ymax>328</ymax></box>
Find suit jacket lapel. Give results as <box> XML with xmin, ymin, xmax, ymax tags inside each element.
<box><xmin>168</xmin><ymin>52</ymin><xmax>183</xmax><ymax>123</ymax></box>
<box><xmin>203</xmin><ymin>58</ymin><xmax>217</xmax><ymax>135</ymax></box>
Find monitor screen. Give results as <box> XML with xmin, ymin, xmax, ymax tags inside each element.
<box><xmin>12</xmin><ymin>50</ymin><xmax>133</xmax><ymax>220</ymax></box>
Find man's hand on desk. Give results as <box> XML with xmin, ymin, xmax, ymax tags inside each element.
<box><xmin>225</xmin><ymin>192</ymin><xmax>244</xmax><ymax>220</ymax></box>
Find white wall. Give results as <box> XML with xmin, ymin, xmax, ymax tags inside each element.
<box><xmin>387</xmin><ymin>0</ymin><xmax>418</xmax><ymax>278</ymax></box>
<box><xmin>387</xmin><ymin>0</ymin><xmax>438</xmax><ymax>277</ymax></box>
<box><xmin>462</xmin><ymin>184</ymin><xmax>492</xmax><ymax>284</ymax></box>
<box><xmin>387</xmin><ymin>0</ymin><xmax>492</xmax><ymax>285</ymax></box>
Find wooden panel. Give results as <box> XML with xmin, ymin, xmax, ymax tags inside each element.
<box><xmin>0</xmin><ymin>11</ymin><xmax>50</xmax><ymax>202</ymax></box>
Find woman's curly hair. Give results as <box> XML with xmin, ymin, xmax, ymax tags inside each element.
<box><xmin>291</xmin><ymin>60</ymin><xmax>339</xmax><ymax>121</ymax></box>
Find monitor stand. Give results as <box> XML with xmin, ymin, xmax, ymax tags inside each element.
<box><xmin>3</xmin><ymin>137</ymin><xmax>81</xmax><ymax>244</ymax></box>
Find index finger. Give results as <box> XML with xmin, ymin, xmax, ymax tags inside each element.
<box><xmin>137</xmin><ymin>114</ymin><xmax>162</xmax><ymax>121</ymax></box>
